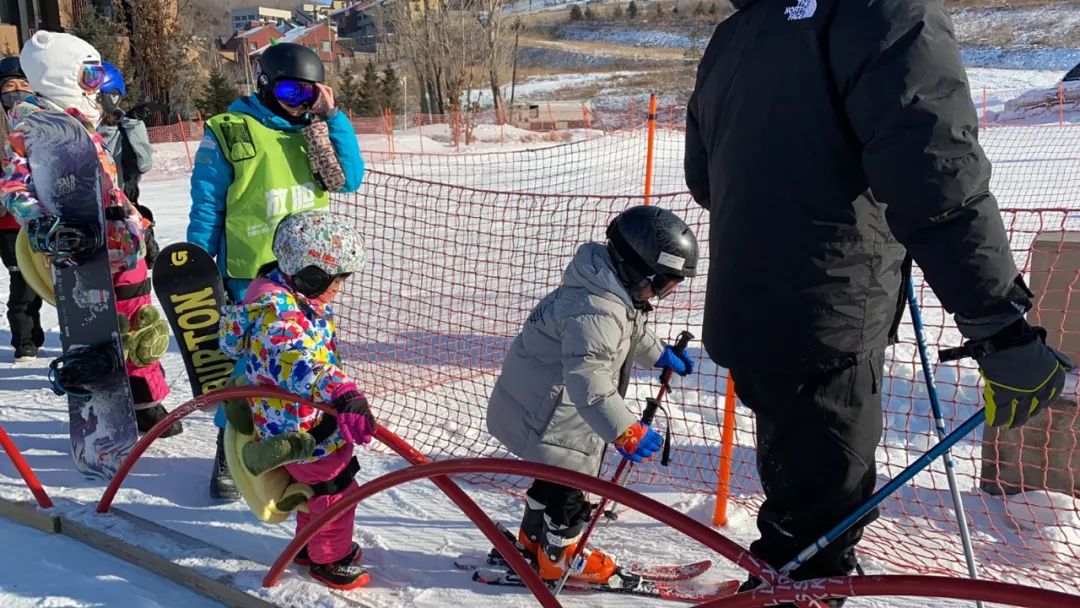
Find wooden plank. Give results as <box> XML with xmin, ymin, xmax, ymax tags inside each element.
<box><xmin>0</xmin><ymin>496</ymin><xmax>60</xmax><ymax>533</ymax></box>
<box><xmin>59</xmin><ymin>511</ymin><xmax>280</xmax><ymax>608</ymax></box>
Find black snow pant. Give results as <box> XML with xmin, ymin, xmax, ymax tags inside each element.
<box><xmin>731</xmin><ymin>349</ymin><xmax>884</xmax><ymax>580</ymax></box>
<box><xmin>0</xmin><ymin>229</ymin><xmax>44</xmax><ymax>349</ymax></box>
<box><xmin>526</xmin><ymin>479</ymin><xmax>591</xmax><ymax>528</ymax></box>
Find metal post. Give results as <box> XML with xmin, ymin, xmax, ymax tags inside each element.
<box><xmin>402</xmin><ymin>75</ymin><xmax>408</xmax><ymax>129</ymax></box>
<box><xmin>779</xmin><ymin>409</ymin><xmax>986</xmax><ymax>577</ymax></box>
<box><xmin>907</xmin><ymin>276</ymin><xmax>984</xmax><ymax>608</ymax></box>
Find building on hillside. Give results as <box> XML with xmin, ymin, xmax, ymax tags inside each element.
<box><xmin>331</xmin><ymin>0</ymin><xmax>381</xmax><ymax>54</ymax></box>
<box><xmin>293</xmin><ymin>1</ymin><xmax>348</xmax><ymax>26</ymax></box>
<box><xmin>220</xmin><ymin>22</ymin><xmax>284</xmax><ymax>91</ymax></box>
<box><xmin>231</xmin><ymin>6</ymin><xmax>292</xmax><ymax>32</ymax></box>
<box><xmin>249</xmin><ymin>21</ymin><xmax>351</xmax><ymax>72</ymax></box>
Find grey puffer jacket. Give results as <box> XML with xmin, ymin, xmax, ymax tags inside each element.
<box><xmin>98</xmin><ymin>115</ymin><xmax>153</xmax><ymax>186</ymax></box>
<box><xmin>486</xmin><ymin>242</ymin><xmax>665</xmax><ymax>475</ymax></box>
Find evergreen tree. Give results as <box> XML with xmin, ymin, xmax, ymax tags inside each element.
<box><xmin>708</xmin><ymin>2</ymin><xmax>718</xmax><ymax>14</ymax></box>
<box><xmin>584</xmin><ymin>5</ymin><xmax>597</xmax><ymax>19</ymax></box>
<box><xmin>694</xmin><ymin>1</ymin><xmax>706</xmax><ymax>16</ymax></box>
<box><xmin>337</xmin><ymin>66</ymin><xmax>363</xmax><ymax>116</ymax></box>
<box><xmin>357</xmin><ymin>62</ymin><xmax>385</xmax><ymax>117</ymax></box>
<box><xmin>652</xmin><ymin>3</ymin><xmax>663</xmax><ymax>18</ymax></box>
<box><xmin>671</xmin><ymin>4</ymin><xmax>679</xmax><ymax>15</ymax></box>
<box><xmin>195</xmin><ymin>68</ymin><xmax>239</xmax><ymax>118</ymax></box>
<box><xmin>627</xmin><ymin>1</ymin><xmax>639</xmax><ymax>18</ymax></box>
<box><xmin>569</xmin><ymin>4</ymin><xmax>583</xmax><ymax>20</ymax></box>
<box><xmin>69</xmin><ymin>5</ymin><xmax>124</xmax><ymax>65</ymax></box>
<box><xmin>381</xmin><ymin>64</ymin><xmax>402</xmax><ymax>114</ymax></box>
<box><xmin>612</xmin><ymin>4</ymin><xmax>624</xmax><ymax>18</ymax></box>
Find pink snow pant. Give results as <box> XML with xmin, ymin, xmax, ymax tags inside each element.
<box><xmin>114</xmin><ymin>259</ymin><xmax>168</xmax><ymax>406</ymax></box>
<box><xmin>285</xmin><ymin>442</ymin><xmax>359</xmax><ymax>564</ymax></box>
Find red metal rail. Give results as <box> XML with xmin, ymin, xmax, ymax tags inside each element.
<box><xmin>94</xmin><ymin>386</ymin><xmax>555</xmax><ymax>606</ymax></box>
<box><xmin>697</xmin><ymin>575</ymin><xmax>1080</xmax><ymax>608</ymax></box>
<box><xmin>0</xmin><ymin>423</ymin><xmax>52</xmax><ymax>508</ymax></box>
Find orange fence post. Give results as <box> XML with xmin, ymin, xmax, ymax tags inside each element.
<box><xmin>417</xmin><ymin>115</ymin><xmax>424</xmax><ymax>154</ymax></box>
<box><xmin>713</xmin><ymin>375</ymin><xmax>738</xmax><ymax>527</ymax></box>
<box><xmin>546</xmin><ymin>102</ymin><xmax>556</xmax><ymax>140</ymax></box>
<box><xmin>981</xmin><ymin>86</ymin><xmax>988</xmax><ymax>130</ymax></box>
<box><xmin>643</xmin><ymin>94</ymin><xmax>658</xmax><ymax>206</ymax></box>
<box><xmin>176</xmin><ymin>113</ymin><xmax>193</xmax><ymax>172</ymax></box>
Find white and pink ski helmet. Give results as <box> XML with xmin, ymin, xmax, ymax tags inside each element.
<box><xmin>273</xmin><ymin>211</ymin><xmax>367</xmax><ymax>288</ymax></box>
<box><xmin>20</xmin><ymin>31</ymin><xmax>102</xmax><ymax>123</ymax></box>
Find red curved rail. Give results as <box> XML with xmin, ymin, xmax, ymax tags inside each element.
<box><xmin>0</xmin><ymin>423</ymin><xmax>52</xmax><ymax>508</ymax></box>
<box><xmin>93</xmin><ymin>387</ymin><xmax>556</xmax><ymax>605</ymax></box>
<box><xmin>262</xmin><ymin>456</ymin><xmax>789</xmax><ymax>591</ymax></box>
<box><xmin>698</xmin><ymin>574</ymin><xmax>1080</xmax><ymax>608</ymax></box>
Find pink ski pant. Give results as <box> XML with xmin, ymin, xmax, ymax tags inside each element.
<box><xmin>114</xmin><ymin>259</ymin><xmax>168</xmax><ymax>405</ymax></box>
<box><xmin>285</xmin><ymin>442</ymin><xmax>359</xmax><ymax>564</ymax></box>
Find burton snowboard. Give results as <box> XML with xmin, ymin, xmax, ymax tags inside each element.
<box><xmin>152</xmin><ymin>242</ymin><xmax>233</xmax><ymax>397</ymax></box>
<box><xmin>20</xmin><ymin>110</ymin><xmax>137</xmax><ymax>480</ymax></box>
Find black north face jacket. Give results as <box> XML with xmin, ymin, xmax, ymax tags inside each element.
<box><xmin>686</xmin><ymin>0</ymin><xmax>1020</xmax><ymax>373</ymax></box>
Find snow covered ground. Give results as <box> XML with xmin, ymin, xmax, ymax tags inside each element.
<box><xmin>0</xmin><ymin>516</ymin><xmax>225</xmax><ymax>607</ymax></box>
<box><xmin>4</xmin><ymin>62</ymin><xmax>1080</xmax><ymax>606</ymax></box>
<box><xmin>0</xmin><ymin>178</ymin><xmax>1022</xmax><ymax>608</ymax></box>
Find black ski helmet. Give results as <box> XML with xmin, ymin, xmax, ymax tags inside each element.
<box><xmin>256</xmin><ymin>42</ymin><xmax>324</xmax><ymax>93</ymax></box>
<box><xmin>606</xmin><ymin>205</ymin><xmax>698</xmax><ymax>298</ymax></box>
<box><xmin>0</xmin><ymin>56</ymin><xmax>25</xmax><ymax>87</ymax></box>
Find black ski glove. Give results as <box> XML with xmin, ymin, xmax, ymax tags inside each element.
<box><xmin>331</xmin><ymin>390</ymin><xmax>377</xmax><ymax>445</ymax></box>
<box><xmin>947</xmin><ymin>319</ymin><xmax>1073</xmax><ymax>429</ymax></box>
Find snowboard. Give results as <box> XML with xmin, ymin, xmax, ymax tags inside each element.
<box><xmin>152</xmin><ymin>242</ymin><xmax>233</xmax><ymax>397</ymax></box>
<box><xmin>21</xmin><ymin>110</ymin><xmax>137</xmax><ymax>480</ymax></box>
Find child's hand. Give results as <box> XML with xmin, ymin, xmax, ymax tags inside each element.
<box><xmin>655</xmin><ymin>345</ymin><xmax>695</xmax><ymax>376</ymax></box>
<box><xmin>309</xmin><ymin>83</ymin><xmax>336</xmax><ymax>116</ymax></box>
<box><xmin>614</xmin><ymin>421</ymin><xmax>663</xmax><ymax>463</ymax></box>
<box><xmin>332</xmin><ymin>389</ymin><xmax>377</xmax><ymax>445</ymax></box>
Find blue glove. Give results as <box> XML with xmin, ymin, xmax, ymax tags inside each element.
<box><xmin>614</xmin><ymin>421</ymin><xmax>665</xmax><ymax>463</ymax></box>
<box><xmin>655</xmin><ymin>345</ymin><xmax>695</xmax><ymax>376</ymax></box>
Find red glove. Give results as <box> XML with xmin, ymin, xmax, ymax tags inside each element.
<box><xmin>614</xmin><ymin>421</ymin><xmax>664</xmax><ymax>463</ymax></box>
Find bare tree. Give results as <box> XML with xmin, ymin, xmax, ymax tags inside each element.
<box><xmin>376</xmin><ymin>0</ymin><xmax>510</xmax><ymax>115</ymax></box>
<box><xmin>122</xmin><ymin>0</ymin><xmax>196</xmax><ymax>113</ymax></box>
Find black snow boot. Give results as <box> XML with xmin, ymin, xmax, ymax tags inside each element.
<box><xmin>296</xmin><ymin>541</ymin><xmax>361</xmax><ymax>567</ymax></box>
<box><xmin>135</xmin><ymin>403</ymin><xmax>183</xmax><ymax>438</ymax></box>
<box><xmin>209</xmin><ymin>427</ymin><xmax>240</xmax><ymax>501</ymax></box>
<box><xmin>310</xmin><ymin>543</ymin><xmax>370</xmax><ymax>590</ymax></box>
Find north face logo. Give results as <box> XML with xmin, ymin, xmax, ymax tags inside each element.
<box><xmin>785</xmin><ymin>0</ymin><xmax>816</xmax><ymax>20</ymax></box>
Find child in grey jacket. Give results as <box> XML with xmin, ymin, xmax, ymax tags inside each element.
<box><xmin>486</xmin><ymin>205</ymin><xmax>698</xmax><ymax>585</ymax></box>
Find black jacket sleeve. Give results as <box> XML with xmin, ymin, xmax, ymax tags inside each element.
<box><xmin>830</xmin><ymin>0</ymin><xmax>1020</xmax><ymax>319</ymax></box>
<box><xmin>685</xmin><ymin>94</ymin><xmax>711</xmax><ymax>210</ymax></box>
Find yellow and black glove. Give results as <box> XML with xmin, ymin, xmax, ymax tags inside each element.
<box><xmin>948</xmin><ymin>319</ymin><xmax>1073</xmax><ymax>429</ymax></box>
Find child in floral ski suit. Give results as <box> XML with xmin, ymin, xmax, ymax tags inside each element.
<box><xmin>219</xmin><ymin>211</ymin><xmax>375</xmax><ymax>591</ymax></box>
<box><xmin>1</xmin><ymin>32</ymin><xmax>179</xmax><ymax>437</ymax></box>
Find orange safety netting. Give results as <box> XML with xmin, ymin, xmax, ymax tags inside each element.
<box><xmin>331</xmin><ymin>123</ymin><xmax>1080</xmax><ymax>595</ymax></box>
<box><xmin>147</xmin><ymin>104</ymin><xmax>1080</xmax><ymax>595</ymax></box>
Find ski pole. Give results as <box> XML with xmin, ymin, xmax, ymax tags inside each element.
<box><xmin>553</xmin><ymin>330</ymin><xmax>694</xmax><ymax>597</ymax></box>
<box><xmin>907</xmin><ymin>276</ymin><xmax>984</xmax><ymax>608</ymax></box>
<box><xmin>778</xmin><ymin>408</ymin><xmax>986</xmax><ymax>577</ymax></box>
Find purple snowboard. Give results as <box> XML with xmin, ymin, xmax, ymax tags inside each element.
<box><xmin>21</xmin><ymin>110</ymin><xmax>137</xmax><ymax>480</ymax></box>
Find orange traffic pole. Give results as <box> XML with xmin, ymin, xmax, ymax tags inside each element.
<box><xmin>713</xmin><ymin>375</ymin><xmax>737</xmax><ymax>527</ymax></box>
<box><xmin>643</xmin><ymin>94</ymin><xmax>658</xmax><ymax>205</ymax></box>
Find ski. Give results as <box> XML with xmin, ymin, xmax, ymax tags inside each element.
<box><xmin>471</xmin><ymin>566</ymin><xmax>741</xmax><ymax>603</ymax></box>
<box><xmin>454</xmin><ymin>522</ymin><xmax>712</xmax><ymax>582</ymax></box>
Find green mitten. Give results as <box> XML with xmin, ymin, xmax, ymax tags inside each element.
<box><xmin>223</xmin><ymin>398</ymin><xmax>256</xmax><ymax>436</ymax></box>
<box><xmin>242</xmin><ymin>432</ymin><xmax>317</xmax><ymax>476</ymax></box>
<box><xmin>123</xmin><ymin>305</ymin><xmax>170</xmax><ymax>367</ymax></box>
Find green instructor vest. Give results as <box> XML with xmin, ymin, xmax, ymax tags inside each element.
<box><xmin>206</xmin><ymin>112</ymin><xmax>329</xmax><ymax>279</ymax></box>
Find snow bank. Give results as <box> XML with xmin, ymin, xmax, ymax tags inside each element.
<box><xmin>986</xmin><ymin>80</ymin><xmax>1080</xmax><ymax>124</ymax></box>
<box><xmin>559</xmin><ymin>26</ymin><xmax>709</xmax><ymax>50</ymax></box>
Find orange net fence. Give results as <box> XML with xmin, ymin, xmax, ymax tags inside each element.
<box><xmin>147</xmin><ymin>102</ymin><xmax>1080</xmax><ymax>595</ymax></box>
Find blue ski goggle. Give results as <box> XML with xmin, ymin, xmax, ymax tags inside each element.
<box><xmin>272</xmin><ymin>79</ymin><xmax>319</xmax><ymax>108</ymax></box>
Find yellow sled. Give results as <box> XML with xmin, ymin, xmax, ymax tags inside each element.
<box><xmin>15</xmin><ymin>227</ymin><xmax>55</xmax><ymax>306</ymax></box>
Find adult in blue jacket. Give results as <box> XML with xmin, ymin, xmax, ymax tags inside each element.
<box><xmin>188</xmin><ymin>43</ymin><xmax>363</xmax><ymax>501</ymax></box>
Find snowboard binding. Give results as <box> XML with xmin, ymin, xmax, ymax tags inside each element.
<box><xmin>48</xmin><ymin>343</ymin><xmax>125</xmax><ymax>400</ymax></box>
<box><xmin>27</xmin><ymin>215</ymin><xmax>104</xmax><ymax>268</ymax></box>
